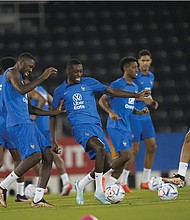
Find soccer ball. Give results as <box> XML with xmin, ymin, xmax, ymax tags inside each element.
<box><xmin>25</xmin><ymin>184</ymin><xmax>36</xmax><ymax>199</ymax></box>
<box><xmin>148</xmin><ymin>176</ymin><xmax>164</xmax><ymax>191</ymax></box>
<box><xmin>105</xmin><ymin>183</ymin><xmax>125</xmax><ymax>204</ymax></box>
<box><xmin>158</xmin><ymin>183</ymin><xmax>178</xmax><ymax>201</ymax></box>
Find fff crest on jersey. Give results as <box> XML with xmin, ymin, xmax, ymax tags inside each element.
<box><xmin>30</xmin><ymin>144</ymin><xmax>35</xmax><ymax>149</ymax></box>
<box><xmin>81</xmin><ymin>86</ymin><xmax>85</xmax><ymax>91</ymax></box>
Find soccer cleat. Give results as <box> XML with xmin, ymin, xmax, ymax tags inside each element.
<box><xmin>31</xmin><ymin>198</ymin><xmax>55</xmax><ymax>208</ymax></box>
<box><xmin>140</xmin><ymin>182</ymin><xmax>149</xmax><ymax>190</ymax></box>
<box><xmin>74</xmin><ymin>180</ymin><xmax>84</xmax><ymax>205</ymax></box>
<box><xmin>102</xmin><ymin>176</ymin><xmax>106</xmax><ymax>192</ymax></box>
<box><xmin>0</xmin><ymin>187</ymin><xmax>7</xmax><ymax>208</ymax></box>
<box><xmin>162</xmin><ymin>174</ymin><xmax>185</xmax><ymax>188</ymax></box>
<box><xmin>61</xmin><ymin>183</ymin><xmax>73</xmax><ymax>196</ymax></box>
<box><xmin>121</xmin><ymin>184</ymin><xmax>132</xmax><ymax>193</ymax></box>
<box><xmin>15</xmin><ymin>194</ymin><xmax>31</xmax><ymax>202</ymax></box>
<box><xmin>94</xmin><ymin>192</ymin><xmax>111</xmax><ymax>205</ymax></box>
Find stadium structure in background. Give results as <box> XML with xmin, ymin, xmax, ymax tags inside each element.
<box><xmin>0</xmin><ymin>1</ymin><xmax>189</xmax><ymax>135</ymax></box>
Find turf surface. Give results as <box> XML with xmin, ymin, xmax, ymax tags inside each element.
<box><xmin>0</xmin><ymin>187</ymin><xmax>189</xmax><ymax>220</ymax></box>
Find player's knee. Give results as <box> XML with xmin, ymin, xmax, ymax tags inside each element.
<box><xmin>147</xmin><ymin>144</ymin><xmax>157</xmax><ymax>154</ymax></box>
<box><xmin>96</xmin><ymin>145</ymin><xmax>106</xmax><ymax>155</ymax></box>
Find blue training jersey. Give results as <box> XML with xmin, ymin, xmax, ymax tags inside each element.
<box><xmin>30</xmin><ymin>86</ymin><xmax>50</xmax><ymax>131</ymax></box>
<box><xmin>132</xmin><ymin>70</ymin><xmax>154</xmax><ymax>120</ymax></box>
<box><xmin>52</xmin><ymin>77</ymin><xmax>108</xmax><ymax>127</ymax></box>
<box><xmin>107</xmin><ymin>77</ymin><xmax>138</xmax><ymax>133</ymax></box>
<box><xmin>2</xmin><ymin>68</ymin><xmax>32</xmax><ymax>127</ymax></box>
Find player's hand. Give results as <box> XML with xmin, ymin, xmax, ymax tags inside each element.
<box><xmin>139</xmin><ymin>89</ymin><xmax>151</xmax><ymax>98</ymax></box>
<box><xmin>141</xmin><ymin>107</ymin><xmax>150</xmax><ymax>115</ymax></box>
<box><xmin>109</xmin><ymin>111</ymin><xmax>121</xmax><ymax>120</ymax></box>
<box><xmin>42</xmin><ymin>67</ymin><xmax>58</xmax><ymax>79</ymax></box>
<box><xmin>51</xmin><ymin>100</ymin><xmax>64</xmax><ymax>115</ymax></box>
<box><xmin>51</xmin><ymin>139</ymin><xmax>61</xmax><ymax>154</ymax></box>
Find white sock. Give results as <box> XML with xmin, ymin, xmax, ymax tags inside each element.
<box><xmin>17</xmin><ymin>182</ymin><xmax>25</xmax><ymax>196</ymax></box>
<box><xmin>78</xmin><ymin>173</ymin><xmax>94</xmax><ymax>190</ymax></box>
<box><xmin>103</xmin><ymin>168</ymin><xmax>114</xmax><ymax>186</ymax></box>
<box><xmin>34</xmin><ymin>176</ymin><xmax>39</xmax><ymax>187</ymax></box>
<box><xmin>0</xmin><ymin>171</ymin><xmax>19</xmax><ymax>189</ymax></box>
<box><xmin>142</xmin><ymin>168</ymin><xmax>151</xmax><ymax>183</ymax></box>
<box><xmin>119</xmin><ymin>169</ymin><xmax>130</xmax><ymax>185</ymax></box>
<box><xmin>95</xmin><ymin>172</ymin><xmax>103</xmax><ymax>194</ymax></box>
<box><xmin>106</xmin><ymin>176</ymin><xmax>117</xmax><ymax>187</ymax></box>
<box><xmin>178</xmin><ymin>162</ymin><xmax>188</xmax><ymax>177</ymax></box>
<box><xmin>61</xmin><ymin>173</ymin><xmax>70</xmax><ymax>186</ymax></box>
<box><xmin>33</xmin><ymin>187</ymin><xmax>45</xmax><ymax>203</ymax></box>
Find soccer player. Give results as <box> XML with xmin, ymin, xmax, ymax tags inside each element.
<box><xmin>119</xmin><ymin>49</ymin><xmax>159</xmax><ymax>191</ymax></box>
<box><xmin>99</xmin><ymin>56</ymin><xmax>149</xmax><ymax>192</ymax></box>
<box><xmin>25</xmin><ymin>74</ymin><xmax>72</xmax><ymax>196</ymax></box>
<box><xmin>50</xmin><ymin>59</ymin><xmax>150</xmax><ymax>205</ymax></box>
<box><xmin>0</xmin><ymin>52</ymin><xmax>63</xmax><ymax>208</ymax></box>
<box><xmin>0</xmin><ymin>57</ymin><xmax>32</xmax><ymax>202</ymax></box>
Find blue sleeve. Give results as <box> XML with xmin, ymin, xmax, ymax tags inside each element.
<box><xmin>85</xmin><ymin>77</ymin><xmax>108</xmax><ymax>93</ymax></box>
<box><xmin>52</xmin><ymin>88</ymin><xmax>63</xmax><ymax>109</ymax></box>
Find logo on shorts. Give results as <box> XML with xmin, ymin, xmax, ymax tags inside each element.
<box><xmin>30</xmin><ymin>144</ymin><xmax>35</xmax><ymax>149</ymax></box>
<box><xmin>85</xmin><ymin>132</ymin><xmax>90</xmax><ymax>136</ymax></box>
<box><xmin>122</xmin><ymin>140</ymin><xmax>127</xmax><ymax>146</ymax></box>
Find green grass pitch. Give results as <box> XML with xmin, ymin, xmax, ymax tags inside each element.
<box><xmin>0</xmin><ymin>187</ymin><xmax>190</xmax><ymax>220</ymax></box>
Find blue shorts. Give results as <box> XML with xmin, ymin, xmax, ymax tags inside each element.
<box><xmin>130</xmin><ymin>117</ymin><xmax>155</xmax><ymax>143</ymax></box>
<box><xmin>72</xmin><ymin>123</ymin><xmax>111</xmax><ymax>160</ymax></box>
<box><xmin>7</xmin><ymin>123</ymin><xmax>50</xmax><ymax>160</ymax></box>
<box><xmin>0</xmin><ymin>122</ymin><xmax>17</xmax><ymax>150</ymax></box>
<box><xmin>107</xmin><ymin>128</ymin><xmax>132</xmax><ymax>152</ymax></box>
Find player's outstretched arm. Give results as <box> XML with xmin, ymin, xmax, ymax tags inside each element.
<box><xmin>106</xmin><ymin>88</ymin><xmax>150</xmax><ymax>98</ymax></box>
<box><xmin>50</xmin><ymin>114</ymin><xmax>60</xmax><ymax>154</ymax></box>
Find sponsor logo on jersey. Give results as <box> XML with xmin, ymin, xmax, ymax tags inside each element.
<box><xmin>72</xmin><ymin>93</ymin><xmax>85</xmax><ymax>110</ymax></box>
<box><xmin>0</xmin><ymin>84</ymin><xmax>2</xmax><ymax>91</ymax></box>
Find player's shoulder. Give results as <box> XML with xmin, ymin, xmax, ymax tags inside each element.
<box><xmin>148</xmin><ymin>71</ymin><xmax>154</xmax><ymax>77</ymax></box>
<box><xmin>82</xmin><ymin>77</ymin><xmax>98</xmax><ymax>83</ymax></box>
<box><xmin>110</xmin><ymin>77</ymin><xmax>123</xmax><ymax>86</ymax></box>
<box><xmin>54</xmin><ymin>81</ymin><xmax>66</xmax><ymax>95</ymax></box>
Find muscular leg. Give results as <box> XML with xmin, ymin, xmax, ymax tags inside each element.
<box><xmin>112</xmin><ymin>149</ymin><xmax>132</xmax><ymax>179</ymax></box>
<box><xmin>52</xmin><ymin>150</ymin><xmax>66</xmax><ymax>175</ymax></box>
<box><xmin>144</xmin><ymin>137</ymin><xmax>157</xmax><ymax>169</ymax></box>
<box><xmin>123</xmin><ymin>142</ymin><xmax>140</xmax><ymax>170</ymax></box>
<box><xmin>9</xmin><ymin>149</ymin><xmax>24</xmax><ymax>183</ymax></box>
<box><xmin>179</xmin><ymin>131</ymin><xmax>190</xmax><ymax>163</ymax></box>
<box><xmin>86</xmin><ymin>136</ymin><xmax>106</xmax><ymax>178</ymax></box>
<box><xmin>37</xmin><ymin>148</ymin><xmax>53</xmax><ymax>188</ymax></box>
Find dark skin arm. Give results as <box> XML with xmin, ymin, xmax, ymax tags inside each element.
<box><xmin>28</xmin><ymin>89</ymin><xmax>46</xmax><ymax>121</ymax></box>
<box><xmin>6</xmin><ymin>67</ymin><xmax>57</xmax><ymax>95</ymax></box>
<box><xmin>105</xmin><ymin>87</ymin><xmax>150</xmax><ymax>98</ymax></box>
<box><xmin>28</xmin><ymin>100</ymin><xmax>63</xmax><ymax>116</ymax></box>
<box><xmin>50</xmin><ymin>116</ymin><xmax>59</xmax><ymax>153</ymax></box>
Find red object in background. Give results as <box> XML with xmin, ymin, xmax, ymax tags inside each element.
<box><xmin>0</xmin><ymin>137</ymin><xmax>95</xmax><ymax>178</ymax></box>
